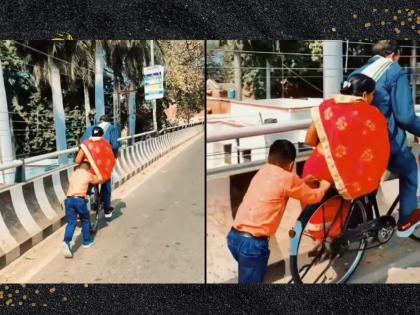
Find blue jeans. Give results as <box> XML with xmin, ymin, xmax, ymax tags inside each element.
<box><xmin>227</xmin><ymin>230</ymin><xmax>270</xmax><ymax>284</ymax></box>
<box><xmin>388</xmin><ymin>148</ymin><xmax>418</xmax><ymax>224</ymax></box>
<box><xmin>101</xmin><ymin>179</ymin><xmax>112</xmax><ymax>210</ymax></box>
<box><xmin>64</xmin><ymin>197</ymin><xmax>91</xmax><ymax>245</ymax></box>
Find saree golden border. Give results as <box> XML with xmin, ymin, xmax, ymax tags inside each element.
<box><xmin>80</xmin><ymin>143</ymin><xmax>104</xmax><ymax>182</ymax></box>
<box><xmin>311</xmin><ymin>105</ymin><xmax>351</xmax><ymax>200</ymax></box>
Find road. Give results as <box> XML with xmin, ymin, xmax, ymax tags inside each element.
<box><xmin>0</xmin><ymin>134</ymin><xmax>204</xmax><ymax>283</ymax></box>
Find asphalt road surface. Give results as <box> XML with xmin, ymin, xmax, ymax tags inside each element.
<box><xmin>0</xmin><ymin>134</ymin><xmax>204</xmax><ymax>283</ymax></box>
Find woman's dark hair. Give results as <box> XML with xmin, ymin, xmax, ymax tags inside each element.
<box><xmin>92</xmin><ymin>126</ymin><xmax>104</xmax><ymax>137</ymax></box>
<box><xmin>340</xmin><ymin>73</ymin><xmax>376</xmax><ymax>97</ymax></box>
<box><xmin>268</xmin><ymin>139</ymin><xmax>296</xmax><ymax>166</ymax></box>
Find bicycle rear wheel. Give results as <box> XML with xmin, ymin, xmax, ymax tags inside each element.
<box><xmin>289</xmin><ymin>195</ymin><xmax>368</xmax><ymax>284</ymax></box>
<box><xmin>89</xmin><ymin>185</ymin><xmax>102</xmax><ymax>234</ymax></box>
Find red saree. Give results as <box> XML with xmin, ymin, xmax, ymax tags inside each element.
<box><xmin>80</xmin><ymin>138</ymin><xmax>116</xmax><ymax>183</ymax></box>
<box><xmin>303</xmin><ymin>95</ymin><xmax>390</xmax><ymax>241</ymax></box>
<box><xmin>309</xmin><ymin>95</ymin><xmax>390</xmax><ymax>200</ymax></box>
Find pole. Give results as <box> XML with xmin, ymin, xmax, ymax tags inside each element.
<box><xmin>266</xmin><ymin>59</ymin><xmax>271</xmax><ymax>99</ymax></box>
<box><xmin>95</xmin><ymin>40</ymin><xmax>105</xmax><ymax>122</ymax></box>
<box><xmin>323</xmin><ymin>40</ymin><xmax>343</xmax><ymax>99</ymax></box>
<box><xmin>128</xmin><ymin>83</ymin><xmax>136</xmax><ymax>142</ymax></box>
<box><xmin>150</xmin><ymin>40</ymin><xmax>158</xmax><ymax>131</ymax></box>
<box><xmin>0</xmin><ymin>59</ymin><xmax>15</xmax><ymax>184</ymax></box>
<box><xmin>234</xmin><ymin>51</ymin><xmax>242</xmax><ymax>101</ymax></box>
<box><xmin>281</xmin><ymin>55</ymin><xmax>285</xmax><ymax>98</ymax></box>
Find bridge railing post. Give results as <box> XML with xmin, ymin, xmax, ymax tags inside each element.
<box><xmin>15</xmin><ymin>159</ymin><xmax>26</xmax><ymax>183</ymax></box>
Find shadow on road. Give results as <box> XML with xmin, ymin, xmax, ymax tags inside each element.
<box><xmin>71</xmin><ymin>199</ymin><xmax>127</xmax><ymax>255</ymax></box>
<box><xmin>224</xmin><ymin>259</ymin><xmax>286</xmax><ymax>284</ymax></box>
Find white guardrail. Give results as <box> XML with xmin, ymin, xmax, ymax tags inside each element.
<box><xmin>207</xmin><ymin>106</ymin><xmax>420</xmax><ymax>176</ymax></box>
<box><xmin>206</xmin><ymin>119</ymin><xmax>311</xmax><ymax>143</ymax></box>
<box><xmin>207</xmin><ymin>106</ymin><xmax>420</xmax><ymax>143</ymax></box>
<box><xmin>0</xmin><ymin>121</ymin><xmax>203</xmax><ymax>181</ymax></box>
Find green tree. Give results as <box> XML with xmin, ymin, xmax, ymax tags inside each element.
<box><xmin>159</xmin><ymin>40</ymin><xmax>204</xmax><ymax>123</ymax></box>
<box><xmin>102</xmin><ymin>40</ymin><xmax>154</xmax><ymax>129</ymax></box>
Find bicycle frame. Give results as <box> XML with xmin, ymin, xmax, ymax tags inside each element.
<box><xmin>357</xmin><ymin>192</ymin><xmax>399</xmax><ymax>219</ymax></box>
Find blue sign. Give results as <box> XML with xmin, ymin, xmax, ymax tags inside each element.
<box><xmin>144</xmin><ymin>65</ymin><xmax>164</xmax><ymax>100</ymax></box>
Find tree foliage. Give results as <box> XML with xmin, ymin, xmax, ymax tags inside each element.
<box><xmin>208</xmin><ymin>40</ymin><xmax>415</xmax><ymax>100</ymax></box>
<box><xmin>159</xmin><ymin>40</ymin><xmax>204</xmax><ymax>123</ymax></box>
<box><xmin>1</xmin><ymin>39</ymin><xmax>204</xmax><ymax>159</ymax></box>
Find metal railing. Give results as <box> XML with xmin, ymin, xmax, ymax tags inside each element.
<box><xmin>207</xmin><ymin>107</ymin><xmax>420</xmax><ymax>174</ymax></box>
<box><xmin>207</xmin><ymin>120</ymin><xmax>312</xmax><ymax>174</ymax></box>
<box><xmin>118</xmin><ymin>129</ymin><xmax>157</xmax><ymax>142</ymax></box>
<box><xmin>0</xmin><ymin>121</ymin><xmax>204</xmax><ymax>184</ymax></box>
<box><xmin>207</xmin><ymin>119</ymin><xmax>311</xmax><ymax>143</ymax></box>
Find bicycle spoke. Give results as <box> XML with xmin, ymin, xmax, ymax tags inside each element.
<box><xmin>313</xmin><ymin>254</ymin><xmax>339</xmax><ymax>283</ymax></box>
<box><xmin>299</xmin><ymin>245</ymin><xmax>327</xmax><ymax>281</ymax></box>
<box><xmin>322</xmin><ymin>205</ymin><xmax>326</xmax><ymax>243</ymax></box>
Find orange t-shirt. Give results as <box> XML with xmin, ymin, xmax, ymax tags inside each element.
<box><xmin>233</xmin><ymin>164</ymin><xmax>326</xmax><ymax>237</ymax></box>
<box><xmin>67</xmin><ymin>168</ymin><xmax>100</xmax><ymax>198</ymax></box>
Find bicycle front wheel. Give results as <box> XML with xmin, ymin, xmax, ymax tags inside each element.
<box><xmin>289</xmin><ymin>195</ymin><xmax>368</xmax><ymax>284</ymax></box>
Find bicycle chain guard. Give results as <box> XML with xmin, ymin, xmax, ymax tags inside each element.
<box><xmin>331</xmin><ymin>215</ymin><xmax>396</xmax><ymax>252</ymax></box>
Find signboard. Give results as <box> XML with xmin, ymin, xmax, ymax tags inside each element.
<box><xmin>144</xmin><ymin>65</ymin><xmax>164</xmax><ymax>100</ymax></box>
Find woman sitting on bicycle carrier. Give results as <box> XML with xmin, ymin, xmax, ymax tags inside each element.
<box><xmin>302</xmin><ymin>73</ymin><xmax>391</xmax><ymax>242</ymax></box>
<box><xmin>75</xmin><ymin>125</ymin><xmax>116</xmax><ymax>217</ymax></box>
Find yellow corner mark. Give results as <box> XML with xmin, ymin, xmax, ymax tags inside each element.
<box><xmin>51</xmin><ymin>33</ymin><xmax>74</xmax><ymax>41</ymax></box>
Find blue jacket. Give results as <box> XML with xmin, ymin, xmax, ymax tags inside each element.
<box><xmin>349</xmin><ymin>56</ymin><xmax>419</xmax><ymax>154</ymax></box>
<box><xmin>82</xmin><ymin>123</ymin><xmax>121</xmax><ymax>155</ymax></box>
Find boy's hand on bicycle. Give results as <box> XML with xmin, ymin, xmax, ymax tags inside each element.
<box><xmin>302</xmin><ymin>174</ymin><xmax>318</xmax><ymax>184</ymax></box>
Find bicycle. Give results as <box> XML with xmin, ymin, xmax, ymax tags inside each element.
<box><xmin>89</xmin><ymin>184</ymin><xmax>103</xmax><ymax>235</ymax></box>
<box><xmin>288</xmin><ymin>188</ymin><xmax>420</xmax><ymax>284</ymax></box>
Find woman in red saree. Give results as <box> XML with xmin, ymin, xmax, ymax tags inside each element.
<box><xmin>75</xmin><ymin>126</ymin><xmax>116</xmax><ymax>184</ymax></box>
<box><xmin>302</xmin><ymin>74</ymin><xmax>391</xmax><ymax>241</ymax></box>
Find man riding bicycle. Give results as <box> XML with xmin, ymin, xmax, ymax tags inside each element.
<box><xmin>349</xmin><ymin>40</ymin><xmax>420</xmax><ymax>237</ymax></box>
<box><xmin>81</xmin><ymin>114</ymin><xmax>120</xmax><ymax>218</ymax></box>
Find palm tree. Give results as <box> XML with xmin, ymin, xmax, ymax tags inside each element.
<box><xmin>66</xmin><ymin>40</ymin><xmax>95</xmax><ymax>127</ymax></box>
<box><xmin>102</xmin><ymin>40</ymin><xmax>155</xmax><ymax>131</ymax></box>
<box><xmin>17</xmin><ymin>40</ymin><xmax>77</xmax><ymax>164</ymax></box>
